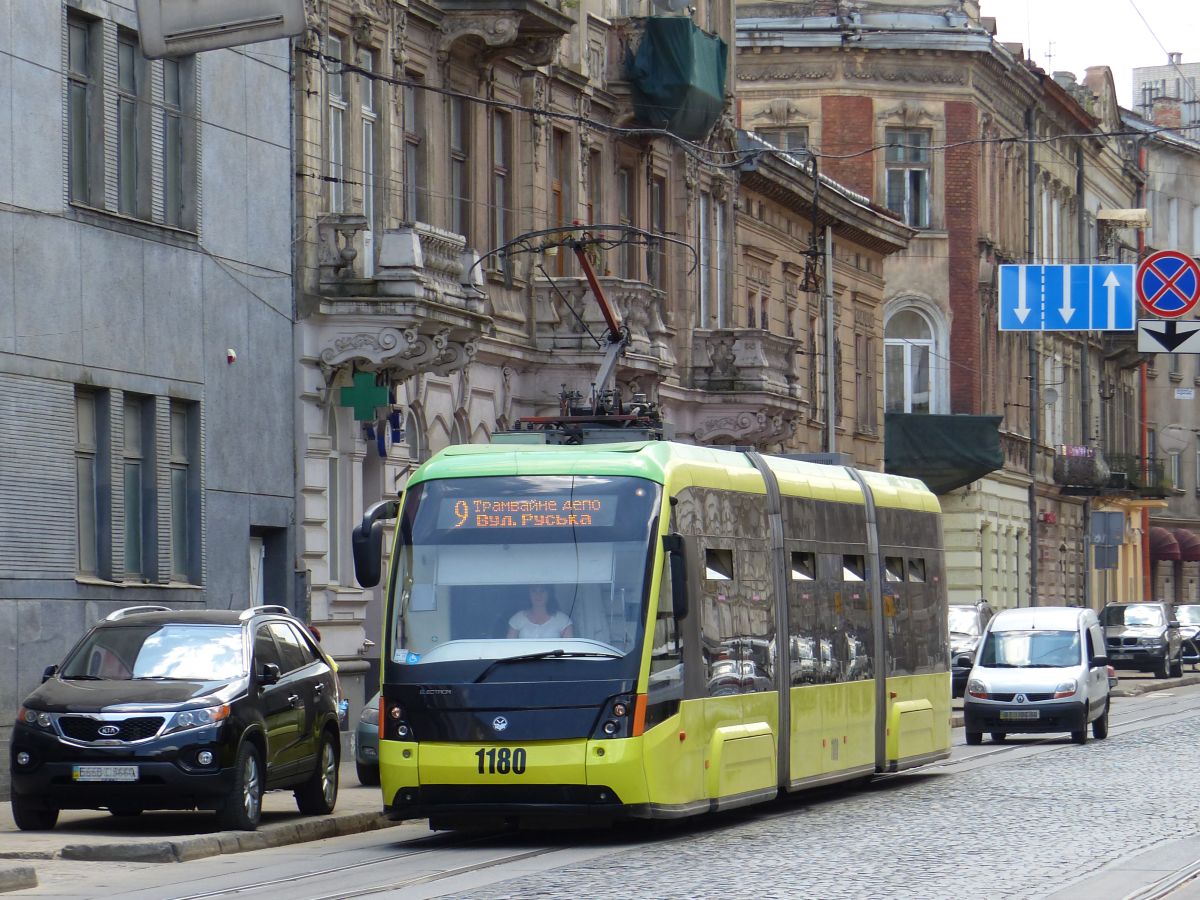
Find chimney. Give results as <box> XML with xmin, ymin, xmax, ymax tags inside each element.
<box><xmin>1169</xmin><ymin>51</ymin><xmax>1182</xmax><ymax>65</ymax></box>
<box><xmin>1152</xmin><ymin>95</ymin><xmax>1183</xmax><ymax>130</ymax></box>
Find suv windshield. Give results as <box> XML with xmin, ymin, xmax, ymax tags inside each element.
<box><xmin>979</xmin><ymin>629</ymin><xmax>1081</xmax><ymax>668</ymax></box>
<box><xmin>1101</xmin><ymin>604</ymin><xmax>1165</xmax><ymax>627</ymax></box>
<box><xmin>948</xmin><ymin>606</ymin><xmax>981</xmax><ymax>636</ymax></box>
<box><xmin>1176</xmin><ymin>605</ymin><xmax>1200</xmax><ymax>626</ymax></box>
<box><xmin>388</xmin><ymin>475</ymin><xmax>661</xmax><ymax>665</ymax></box>
<box><xmin>60</xmin><ymin>624</ymin><xmax>247</xmax><ymax>681</ymax></box>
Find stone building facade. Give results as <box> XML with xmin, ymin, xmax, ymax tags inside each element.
<box><xmin>735</xmin><ymin>0</ymin><xmax>1149</xmax><ymax>610</ymax></box>
<box><xmin>293</xmin><ymin>0</ymin><xmax>912</xmax><ymax>714</ymax></box>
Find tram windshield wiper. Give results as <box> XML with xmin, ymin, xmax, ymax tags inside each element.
<box><xmin>474</xmin><ymin>649</ymin><xmax>620</xmax><ymax>683</ymax></box>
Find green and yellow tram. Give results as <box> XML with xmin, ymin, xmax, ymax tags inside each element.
<box><xmin>352</xmin><ymin>440</ymin><xmax>950</xmax><ymax>827</ymax></box>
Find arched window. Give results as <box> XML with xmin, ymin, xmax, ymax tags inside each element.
<box><xmin>885</xmin><ymin>307</ymin><xmax>939</xmax><ymax>414</ymax></box>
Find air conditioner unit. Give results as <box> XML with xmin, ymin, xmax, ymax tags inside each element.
<box><xmin>137</xmin><ymin>0</ymin><xmax>305</xmax><ymax>58</ymax></box>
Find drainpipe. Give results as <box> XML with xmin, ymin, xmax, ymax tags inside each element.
<box><xmin>1026</xmin><ymin>105</ymin><xmax>1039</xmax><ymax>607</ymax></box>
<box><xmin>1076</xmin><ymin>141</ymin><xmax>1091</xmax><ymax>610</ymax></box>
<box><xmin>1137</xmin><ymin>144</ymin><xmax>1151</xmax><ymax>600</ymax></box>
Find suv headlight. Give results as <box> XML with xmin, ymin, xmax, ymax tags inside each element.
<box><xmin>1140</xmin><ymin>637</ymin><xmax>1164</xmax><ymax>647</ymax></box>
<box><xmin>17</xmin><ymin>707</ymin><xmax>54</xmax><ymax>731</ymax></box>
<box><xmin>1053</xmin><ymin>679</ymin><xmax>1078</xmax><ymax>699</ymax></box>
<box><xmin>163</xmin><ymin>704</ymin><xmax>230</xmax><ymax>735</ymax></box>
<box><xmin>966</xmin><ymin>678</ymin><xmax>989</xmax><ymax>699</ymax></box>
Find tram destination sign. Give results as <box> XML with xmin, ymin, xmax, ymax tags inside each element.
<box><xmin>437</xmin><ymin>496</ymin><xmax>618</xmax><ymax>530</ymax></box>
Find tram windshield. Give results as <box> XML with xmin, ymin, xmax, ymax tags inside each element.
<box><xmin>387</xmin><ymin>475</ymin><xmax>661</xmax><ymax>666</ymax></box>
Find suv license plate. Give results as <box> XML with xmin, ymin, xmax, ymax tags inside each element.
<box><xmin>72</xmin><ymin>765</ymin><xmax>138</xmax><ymax>782</ymax></box>
<box><xmin>999</xmin><ymin>710</ymin><xmax>1040</xmax><ymax>721</ymax></box>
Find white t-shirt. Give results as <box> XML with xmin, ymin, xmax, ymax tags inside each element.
<box><xmin>508</xmin><ymin>610</ymin><xmax>572</xmax><ymax>639</ymax></box>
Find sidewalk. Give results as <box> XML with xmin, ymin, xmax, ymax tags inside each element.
<box><xmin>0</xmin><ymin>761</ymin><xmax>395</xmax><ymax>892</ymax></box>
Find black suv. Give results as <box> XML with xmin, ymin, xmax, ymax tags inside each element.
<box><xmin>1100</xmin><ymin>601</ymin><xmax>1183</xmax><ymax>679</ymax></box>
<box><xmin>949</xmin><ymin>601</ymin><xmax>993</xmax><ymax>698</ymax></box>
<box><xmin>10</xmin><ymin>605</ymin><xmax>341</xmax><ymax>831</ymax></box>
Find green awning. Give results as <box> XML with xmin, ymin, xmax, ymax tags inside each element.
<box><xmin>884</xmin><ymin>413</ymin><xmax>1004</xmax><ymax>494</ymax></box>
<box><xmin>627</xmin><ymin>18</ymin><xmax>727</xmax><ymax>141</ymax></box>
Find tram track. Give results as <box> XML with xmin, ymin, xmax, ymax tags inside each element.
<box><xmin>159</xmin><ymin>686</ymin><xmax>1200</xmax><ymax>900</ymax></box>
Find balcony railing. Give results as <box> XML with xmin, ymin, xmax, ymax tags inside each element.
<box><xmin>1105</xmin><ymin>453</ymin><xmax>1169</xmax><ymax>498</ymax></box>
<box><xmin>691</xmin><ymin>328</ymin><xmax>801</xmax><ymax>397</ymax></box>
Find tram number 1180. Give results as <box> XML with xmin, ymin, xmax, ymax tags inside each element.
<box><xmin>475</xmin><ymin>747</ymin><xmax>528</xmax><ymax>775</ymax></box>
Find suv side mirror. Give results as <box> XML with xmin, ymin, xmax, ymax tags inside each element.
<box><xmin>41</xmin><ymin>664</ymin><xmax>58</xmax><ymax>683</ymax></box>
<box><xmin>258</xmin><ymin>662</ymin><xmax>281</xmax><ymax>686</ymax></box>
<box><xmin>1170</xmin><ymin>620</ymin><xmax>1181</xmax><ymax>629</ymax></box>
<box><xmin>954</xmin><ymin>654</ymin><xmax>974</xmax><ymax>669</ymax></box>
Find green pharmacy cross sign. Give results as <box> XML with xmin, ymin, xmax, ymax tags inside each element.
<box><xmin>339</xmin><ymin>372</ymin><xmax>390</xmax><ymax>421</ymax></box>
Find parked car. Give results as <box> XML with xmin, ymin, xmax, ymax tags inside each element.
<box><xmin>1176</xmin><ymin>604</ymin><xmax>1200</xmax><ymax>668</ymax></box>
<box><xmin>9</xmin><ymin>605</ymin><xmax>342</xmax><ymax>832</ymax></box>
<box><xmin>356</xmin><ymin>692</ymin><xmax>380</xmax><ymax>786</ymax></box>
<box><xmin>1100</xmin><ymin>601</ymin><xmax>1183</xmax><ymax>678</ymax></box>
<box><xmin>963</xmin><ymin>606</ymin><xmax>1111</xmax><ymax>746</ymax></box>
<box><xmin>949</xmin><ymin>601</ymin><xmax>994</xmax><ymax>698</ymax></box>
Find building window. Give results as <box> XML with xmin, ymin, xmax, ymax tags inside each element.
<box><xmin>714</xmin><ymin>199</ymin><xmax>728</xmax><ymax>327</ymax></box>
<box><xmin>885</xmin><ymin>128</ymin><xmax>931</xmax><ymax>228</ymax></box>
<box><xmin>403</xmin><ymin>78</ymin><xmax>426</xmax><ymax>222</ymax></box>
<box><xmin>448</xmin><ymin>95</ymin><xmax>470</xmax><ymax>237</ymax></box>
<box><xmin>617</xmin><ymin>166</ymin><xmax>637</xmax><ymax>279</ymax></box>
<box><xmin>326</xmin><ymin>35</ymin><xmax>346</xmax><ymax>212</ymax></box>
<box><xmin>169</xmin><ymin>401</ymin><xmax>197</xmax><ymax>582</ymax></box>
<box><xmin>116</xmin><ymin>30</ymin><xmax>146</xmax><ymax>216</ymax></box>
<box><xmin>67</xmin><ymin>14</ymin><xmax>100</xmax><ymax>206</ymax></box>
<box><xmin>550</xmin><ymin>130</ymin><xmax>571</xmax><ymax>275</ymax></box>
<box><xmin>76</xmin><ymin>390</ymin><xmax>103</xmax><ymax>576</ymax></box>
<box><xmin>649</xmin><ymin>176</ymin><xmax>667</xmax><ymax>290</ymax></box>
<box><xmin>885</xmin><ymin>308</ymin><xmax>936</xmax><ymax>414</ymax></box>
<box><xmin>698</xmin><ymin>192</ymin><xmax>711</xmax><ymax>325</ymax></box>
<box><xmin>588</xmin><ymin>148</ymin><xmax>602</xmax><ymax>227</ymax></box>
<box><xmin>809</xmin><ymin>311</ymin><xmax>823</xmax><ymax>423</ymax></box>
<box><xmin>359</xmin><ymin>48</ymin><xmax>378</xmax><ymax>276</ymax></box>
<box><xmin>491</xmin><ymin>110</ymin><xmax>511</xmax><ymax>264</ymax></box>
<box><xmin>759</xmin><ymin>127</ymin><xmax>808</xmax><ymax>154</ymax></box>
<box><xmin>122</xmin><ymin>395</ymin><xmax>152</xmax><ymax>579</ymax></box>
<box><xmin>1169</xmin><ymin>450</ymin><xmax>1183</xmax><ymax>491</ymax></box>
<box><xmin>856</xmin><ymin>332</ymin><xmax>878</xmax><ymax>433</ymax></box>
<box><xmin>162</xmin><ymin>58</ymin><xmax>186</xmax><ymax>227</ymax></box>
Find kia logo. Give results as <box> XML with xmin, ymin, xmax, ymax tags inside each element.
<box><xmin>98</xmin><ymin>725</ymin><xmax>120</xmax><ymax>737</ymax></box>
<box><xmin>492</xmin><ymin>716</ymin><xmax>508</xmax><ymax>732</ymax></box>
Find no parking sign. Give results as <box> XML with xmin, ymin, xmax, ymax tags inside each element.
<box><xmin>1137</xmin><ymin>249</ymin><xmax>1200</xmax><ymax>318</ymax></box>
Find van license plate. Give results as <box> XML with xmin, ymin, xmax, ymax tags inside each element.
<box><xmin>72</xmin><ymin>765</ymin><xmax>138</xmax><ymax>782</ymax></box>
<box><xmin>999</xmin><ymin>710</ymin><xmax>1039</xmax><ymax>721</ymax></box>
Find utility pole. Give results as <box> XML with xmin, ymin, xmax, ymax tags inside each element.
<box><xmin>824</xmin><ymin>226</ymin><xmax>837</xmax><ymax>455</ymax></box>
<box><xmin>1026</xmin><ymin>106</ymin><xmax>1040</xmax><ymax>608</ymax></box>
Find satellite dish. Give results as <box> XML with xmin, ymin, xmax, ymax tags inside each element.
<box><xmin>1042</xmin><ymin>387</ymin><xmax>1059</xmax><ymax>406</ymax></box>
<box><xmin>1159</xmin><ymin>424</ymin><xmax>1191</xmax><ymax>454</ymax></box>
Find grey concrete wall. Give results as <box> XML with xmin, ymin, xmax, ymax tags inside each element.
<box><xmin>0</xmin><ymin>1</ymin><xmax>296</xmax><ymax>797</ymax></box>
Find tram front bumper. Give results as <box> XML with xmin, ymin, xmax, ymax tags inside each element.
<box><xmin>386</xmin><ymin>783</ymin><xmax>625</xmax><ymax>821</ymax></box>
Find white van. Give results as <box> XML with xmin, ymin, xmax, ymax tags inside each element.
<box><xmin>962</xmin><ymin>606</ymin><xmax>1111</xmax><ymax>746</ymax></box>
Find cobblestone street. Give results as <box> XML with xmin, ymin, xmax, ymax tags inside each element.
<box><xmin>461</xmin><ymin>706</ymin><xmax>1200</xmax><ymax>900</ymax></box>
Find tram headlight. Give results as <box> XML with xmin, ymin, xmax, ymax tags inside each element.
<box><xmin>381</xmin><ymin>700</ymin><xmax>413</xmax><ymax>742</ymax></box>
<box><xmin>592</xmin><ymin>693</ymin><xmax>645</xmax><ymax>739</ymax></box>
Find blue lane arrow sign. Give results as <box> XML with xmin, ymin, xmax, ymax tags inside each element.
<box><xmin>999</xmin><ymin>264</ymin><xmax>1135</xmax><ymax>331</ymax></box>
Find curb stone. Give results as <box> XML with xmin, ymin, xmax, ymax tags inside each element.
<box><xmin>57</xmin><ymin>811</ymin><xmax>393</xmax><ymax>864</ymax></box>
<box><xmin>0</xmin><ymin>869</ymin><xmax>35</xmax><ymax>893</ymax></box>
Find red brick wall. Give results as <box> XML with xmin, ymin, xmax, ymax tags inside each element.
<box><xmin>945</xmin><ymin>99</ymin><xmax>981</xmax><ymax>414</ymax></box>
<box><xmin>820</xmin><ymin>95</ymin><xmax>875</xmax><ymax>195</ymax></box>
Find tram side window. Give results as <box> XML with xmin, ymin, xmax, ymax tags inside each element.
<box><xmin>907</xmin><ymin>557</ymin><xmax>927</xmax><ymax>582</ymax></box>
<box><xmin>791</xmin><ymin>551</ymin><xmax>815</xmax><ymax>581</ymax></box>
<box><xmin>646</xmin><ymin>559</ymin><xmax>683</xmax><ymax>726</ymax></box>
<box><xmin>884</xmin><ymin>556</ymin><xmax>905</xmax><ymax>582</ymax></box>
<box><xmin>705</xmin><ymin>548</ymin><xmax>734</xmax><ymax>580</ymax></box>
<box><xmin>842</xmin><ymin>555</ymin><xmax>866</xmax><ymax>582</ymax></box>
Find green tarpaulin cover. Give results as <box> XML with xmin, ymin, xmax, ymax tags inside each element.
<box><xmin>627</xmin><ymin>18</ymin><xmax>727</xmax><ymax>141</ymax></box>
<box><xmin>884</xmin><ymin>413</ymin><xmax>1004</xmax><ymax>495</ymax></box>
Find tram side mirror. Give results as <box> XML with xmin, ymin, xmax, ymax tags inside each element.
<box><xmin>353</xmin><ymin>499</ymin><xmax>400</xmax><ymax>588</ymax></box>
<box><xmin>662</xmin><ymin>532</ymin><xmax>688</xmax><ymax>621</ymax></box>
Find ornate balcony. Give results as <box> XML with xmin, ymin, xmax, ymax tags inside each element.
<box><xmin>311</xmin><ymin>222</ymin><xmax>491</xmax><ymax>381</ymax></box>
<box><xmin>691</xmin><ymin>328</ymin><xmax>801</xmax><ymax>397</ymax></box>
<box><xmin>438</xmin><ymin>0</ymin><xmax>574</xmax><ymax>67</ymax></box>
<box><xmin>533</xmin><ymin>275</ymin><xmax>675</xmax><ymax>380</ymax></box>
